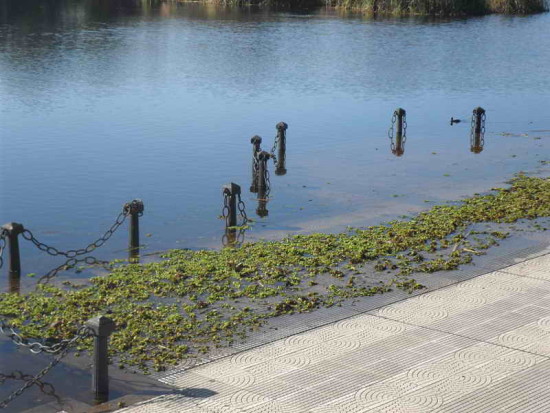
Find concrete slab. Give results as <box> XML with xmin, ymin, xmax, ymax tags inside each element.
<box><xmin>119</xmin><ymin>250</ymin><xmax>550</xmax><ymax>413</ymax></box>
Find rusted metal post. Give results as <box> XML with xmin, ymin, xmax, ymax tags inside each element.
<box><xmin>250</xmin><ymin>136</ymin><xmax>262</xmax><ymax>193</ymax></box>
<box><xmin>1</xmin><ymin>223</ymin><xmax>24</xmax><ymax>276</ymax></box>
<box><xmin>85</xmin><ymin>315</ymin><xmax>116</xmax><ymax>403</ymax></box>
<box><xmin>275</xmin><ymin>122</ymin><xmax>287</xmax><ymax>176</ymax></box>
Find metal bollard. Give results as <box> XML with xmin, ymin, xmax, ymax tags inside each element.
<box><xmin>250</xmin><ymin>135</ymin><xmax>262</xmax><ymax>193</ymax></box>
<box><xmin>473</xmin><ymin>107</ymin><xmax>485</xmax><ymax>135</ymax></box>
<box><xmin>395</xmin><ymin>108</ymin><xmax>406</xmax><ymax>140</ymax></box>
<box><xmin>126</xmin><ymin>200</ymin><xmax>144</xmax><ymax>255</ymax></box>
<box><xmin>223</xmin><ymin>183</ymin><xmax>241</xmax><ymax>228</ymax></box>
<box><xmin>275</xmin><ymin>122</ymin><xmax>287</xmax><ymax>176</ymax></box>
<box><xmin>1</xmin><ymin>223</ymin><xmax>24</xmax><ymax>276</ymax></box>
<box><xmin>470</xmin><ymin>107</ymin><xmax>486</xmax><ymax>154</ymax></box>
<box><xmin>256</xmin><ymin>192</ymin><xmax>269</xmax><ymax>218</ymax></box>
<box><xmin>85</xmin><ymin>315</ymin><xmax>116</xmax><ymax>403</ymax></box>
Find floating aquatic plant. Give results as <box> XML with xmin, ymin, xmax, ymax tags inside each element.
<box><xmin>0</xmin><ymin>175</ymin><xmax>548</xmax><ymax>372</ymax></box>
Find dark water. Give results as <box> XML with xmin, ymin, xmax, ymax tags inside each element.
<box><xmin>0</xmin><ymin>1</ymin><xmax>549</xmax><ymax>409</ymax></box>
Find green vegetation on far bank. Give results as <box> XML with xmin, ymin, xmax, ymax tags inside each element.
<box><xmin>191</xmin><ymin>0</ymin><xmax>547</xmax><ymax>15</ymax></box>
<box><xmin>0</xmin><ymin>175</ymin><xmax>549</xmax><ymax>373</ymax></box>
<box><xmin>331</xmin><ymin>0</ymin><xmax>547</xmax><ymax>15</ymax></box>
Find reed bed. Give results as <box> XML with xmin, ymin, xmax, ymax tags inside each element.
<box><xmin>196</xmin><ymin>0</ymin><xmax>547</xmax><ymax>15</ymax></box>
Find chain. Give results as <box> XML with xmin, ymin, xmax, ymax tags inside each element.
<box><xmin>0</xmin><ymin>320</ymin><xmax>90</xmax><ymax>355</ymax></box>
<box><xmin>37</xmin><ymin>256</ymin><xmax>111</xmax><ymax>285</ymax></box>
<box><xmin>270</xmin><ymin>134</ymin><xmax>279</xmax><ymax>166</ymax></box>
<box><xmin>0</xmin><ymin>371</ymin><xmax>61</xmax><ymax>405</ymax></box>
<box><xmin>263</xmin><ymin>168</ymin><xmax>271</xmax><ymax>198</ymax></box>
<box><xmin>21</xmin><ymin>201</ymin><xmax>142</xmax><ymax>259</ymax></box>
<box><xmin>237</xmin><ymin>193</ymin><xmax>248</xmax><ymax>224</ymax></box>
<box><xmin>0</xmin><ymin>229</ymin><xmax>7</xmax><ymax>270</ymax></box>
<box><xmin>0</xmin><ymin>326</ymin><xmax>89</xmax><ymax>409</ymax></box>
<box><xmin>0</xmin><ymin>333</ymin><xmax>83</xmax><ymax>409</ymax></box>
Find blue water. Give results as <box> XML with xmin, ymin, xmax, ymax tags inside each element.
<box><xmin>0</xmin><ymin>2</ymin><xmax>549</xmax><ymax>292</ymax></box>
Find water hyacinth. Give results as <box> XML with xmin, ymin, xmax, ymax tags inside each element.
<box><xmin>0</xmin><ymin>175</ymin><xmax>548</xmax><ymax>373</ymax></box>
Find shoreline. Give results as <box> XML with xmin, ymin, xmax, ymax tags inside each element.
<box><xmin>169</xmin><ymin>0</ymin><xmax>549</xmax><ymax>16</ymax></box>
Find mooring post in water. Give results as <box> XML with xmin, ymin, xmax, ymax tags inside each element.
<box><xmin>256</xmin><ymin>191</ymin><xmax>269</xmax><ymax>218</ymax></box>
<box><xmin>1</xmin><ymin>223</ymin><xmax>24</xmax><ymax>276</ymax></box>
<box><xmin>85</xmin><ymin>315</ymin><xmax>116</xmax><ymax>403</ymax></box>
<box><xmin>473</xmin><ymin>107</ymin><xmax>485</xmax><ymax>135</ymax></box>
<box><xmin>223</xmin><ymin>183</ymin><xmax>241</xmax><ymax>228</ymax></box>
<box><xmin>257</xmin><ymin>151</ymin><xmax>270</xmax><ymax>193</ymax></box>
<box><xmin>250</xmin><ymin>135</ymin><xmax>262</xmax><ymax>193</ymax></box>
<box><xmin>471</xmin><ymin>107</ymin><xmax>486</xmax><ymax>154</ymax></box>
<box><xmin>126</xmin><ymin>200</ymin><xmax>144</xmax><ymax>256</ymax></box>
<box><xmin>395</xmin><ymin>108</ymin><xmax>406</xmax><ymax>139</ymax></box>
<box><xmin>275</xmin><ymin>122</ymin><xmax>288</xmax><ymax>176</ymax></box>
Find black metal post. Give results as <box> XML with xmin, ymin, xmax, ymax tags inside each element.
<box><xmin>127</xmin><ymin>200</ymin><xmax>144</xmax><ymax>256</ymax></box>
<box><xmin>473</xmin><ymin>107</ymin><xmax>485</xmax><ymax>135</ymax></box>
<box><xmin>395</xmin><ymin>108</ymin><xmax>405</xmax><ymax>140</ymax></box>
<box><xmin>85</xmin><ymin>315</ymin><xmax>116</xmax><ymax>403</ymax></box>
<box><xmin>256</xmin><ymin>190</ymin><xmax>269</xmax><ymax>218</ymax></box>
<box><xmin>257</xmin><ymin>151</ymin><xmax>270</xmax><ymax>193</ymax></box>
<box><xmin>1</xmin><ymin>223</ymin><xmax>24</xmax><ymax>276</ymax></box>
<box><xmin>275</xmin><ymin>122</ymin><xmax>287</xmax><ymax>176</ymax></box>
<box><xmin>223</xmin><ymin>183</ymin><xmax>241</xmax><ymax>228</ymax></box>
<box><xmin>250</xmin><ymin>135</ymin><xmax>262</xmax><ymax>193</ymax></box>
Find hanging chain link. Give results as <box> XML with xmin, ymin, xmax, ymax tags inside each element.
<box><xmin>0</xmin><ymin>229</ymin><xmax>7</xmax><ymax>270</ymax></box>
<box><xmin>270</xmin><ymin>134</ymin><xmax>279</xmax><ymax>166</ymax></box>
<box><xmin>0</xmin><ymin>328</ymin><xmax>87</xmax><ymax>409</ymax></box>
<box><xmin>36</xmin><ymin>256</ymin><xmax>112</xmax><ymax>285</ymax></box>
<box><xmin>0</xmin><ymin>320</ymin><xmax>90</xmax><ymax>355</ymax></box>
<box><xmin>0</xmin><ymin>371</ymin><xmax>61</xmax><ymax>405</ymax></box>
<box><xmin>21</xmin><ymin>201</ymin><xmax>141</xmax><ymax>259</ymax></box>
<box><xmin>237</xmin><ymin>193</ymin><xmax>248</xmax><ymax>224</ymax></box>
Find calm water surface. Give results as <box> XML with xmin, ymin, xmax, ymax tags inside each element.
<box><xmin>0</xmin><ymin>1</ymin><xmax>549</xmax><ymax>409</ymax></box>
<box><xmin>0</xmin><ymin>1</ymin><xmax>549</xmax><ymax>290</ymax></box>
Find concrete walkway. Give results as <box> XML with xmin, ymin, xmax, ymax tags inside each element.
<box><xmin>120</xmin><ymin>251</ymin><xmax>550</xmax><ymax>412</ymax></box>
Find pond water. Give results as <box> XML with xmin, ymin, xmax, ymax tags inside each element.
<box><xmin>1</xmin><ymin>0</ymin><xmax>549</xmax><ymax>409</ymax></box>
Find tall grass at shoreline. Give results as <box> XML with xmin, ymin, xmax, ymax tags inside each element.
<box><xmin>184</xmin><ymin>0</ymin><xmax>547</xmax><ymax>15</ymax></box>
<box><xmin>333</xmin><ymin>0</ymin><xmax>547</xmax><ymax>15</ymax></box>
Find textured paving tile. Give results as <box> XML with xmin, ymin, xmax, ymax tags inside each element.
<box><xmin>120</xmin><ymin>253</ymin><xmax>550</xmax><ymax>413</ymax></box>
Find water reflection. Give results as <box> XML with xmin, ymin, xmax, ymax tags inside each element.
<box><xmin>0</xmin><ymin>370</ymin><xmax>62</xmax><ymax>405</ymax></box>
<box><xmin>470</xmin><ymin>107</ymin><xmax>486</xmax><ymax>154</ymax></box>
<box><xmin>255</xmin><ymin>151</ymin><xmax>272</xmax><ymax>218</ymax></box>
<box><xmin>34</xmin><ymin>256</ymin><xmax>111</xmax><ymax>287</ymax></box>
<box><xmin>388</xmin><ymin>108</ymin><xmax>407</xmax><ymax>157</ymax></box>
<box><xmin>221</xmin><ymin>183</ymin><xmax>248</xmax><ymax>248</ymax></box>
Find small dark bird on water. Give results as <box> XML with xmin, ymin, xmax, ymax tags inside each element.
<box><xmin>450</xmin><ymin>117</ymin><xmax>461</xmax><ymax>125</ymax></box>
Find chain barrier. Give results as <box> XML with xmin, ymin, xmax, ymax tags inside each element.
<box><xmin>0</xmin><ymin>371</ymin><xmax>61</xmax><ymax>405</ymax></box>
<box><xmin>0</xmin><ymin>321</ymin><xmax>89</xmax><ymax>355</ymax></box>
<box><xmin>0</xmin><ymin>229</ymin><xmax>7</xmax><ymax>270</ymax></box>
<box><xmin>0</xmin><ymin>325</ymin><xmax>90</xmax><ymax>409</ymax></box>
<box><xmin>36</xmin><ymin>256</ymin><xmax>112</xmax><ymax>286</ymax></box>
<box><xmin>20</xmin><ymin>201</ymin><xmax>141</xmax><ymax>259</ymax></box>
<box><xmin>270</xmin><ymin>133</ymin><xmax>279</xmax><ymax>166</ymax></box>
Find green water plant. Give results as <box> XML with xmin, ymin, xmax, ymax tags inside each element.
<box><xmin>0</xmin><ymin>175</ymin><xmax>548</xmax><ymax>372</ymax></box>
